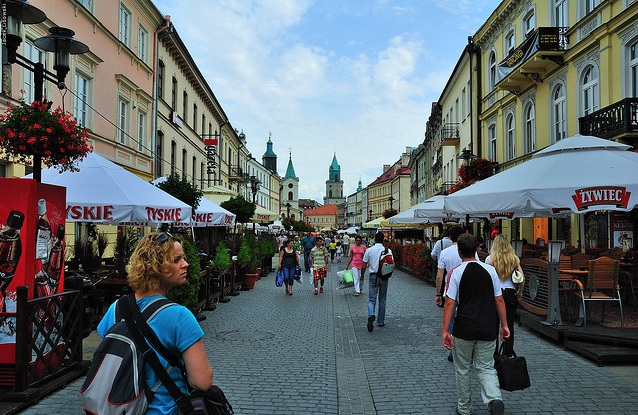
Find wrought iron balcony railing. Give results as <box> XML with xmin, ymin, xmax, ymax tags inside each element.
<box><xmin>579</xmin><ymin>98</ymin><xmax>638</xmax><ymax>139</ymax></box>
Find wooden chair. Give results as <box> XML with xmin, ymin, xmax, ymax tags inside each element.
<box><xmin>570</xmin><ymin>252</ymin><xmax>591</xmax><ymax>270</ymax></box>
<box><xmin>601</xmin><ymin>247</ymin><xmax>624</xmax><ymax>260</ymax></box>
<box><xmin>571</xmin><ymin>257</ymin><xmax>623</xmax><ymax>328</ymax></box>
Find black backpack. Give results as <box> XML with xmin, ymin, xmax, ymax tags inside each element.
<box><xmin>81</xmin><ymin>296</ymin><xmax>176</xmax><ymax>415</ymax></box>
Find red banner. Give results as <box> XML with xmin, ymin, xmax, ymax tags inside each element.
<box><xmin>572</xmin><ymin>186</ymin><xmax>631</xmax><ymax>211</ymax></box>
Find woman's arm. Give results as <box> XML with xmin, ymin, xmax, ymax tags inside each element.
<box><xmin>278</xmin><ymin>249</ymin><xmax>283</xmax><ymax>269</ymax></box>
<box><xmin>182</xmin><ymin>338</ymin><xmax>213</xmax><ymax>390</ymax></box>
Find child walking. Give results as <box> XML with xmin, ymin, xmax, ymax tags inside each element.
<box><xmin>336</xmin><ymin>242</ymin><xmax>343</xmax><ymax>263</ymax></box>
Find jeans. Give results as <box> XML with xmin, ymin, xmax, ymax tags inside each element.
<box><xmin>303</xmin><ymin>249</ymin><xmax>312</xmax><ymax>272</ymax></box>
<box><xmin>452</xmin><ymin>337</ymin><xmax>502</xmax><ymax>414</ymax></box>
<box><xmin>282</xmin><ymin>266</ymin><xmax>296</xmax><ymax>286</ymax></box>
<box><xmin>368</xmin><ymin>273</ymin><xmax>388</xmax><ymax>325</ymax></box>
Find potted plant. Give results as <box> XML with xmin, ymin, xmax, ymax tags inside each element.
<box><xmin>210</xmin><ymin>242</ymin><xmax>231</xmax><ymax>273</ymax></box>
<box><xmin>237</xmin><ymin>239</ymin><xmax>258</xmax><ymax>289</ymax></box>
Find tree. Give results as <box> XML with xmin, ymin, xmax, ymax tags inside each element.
<box><xmin>220</xmin><ymin>195</ymin><xmax>255</xmax><ymax>223</ymax></box>
<box><xmin>156</xmin><ymin>173</ymin><xmax>203</xmax><ymax>211</ymax></box>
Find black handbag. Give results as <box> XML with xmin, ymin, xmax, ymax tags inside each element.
<box><xmin>493</xmin><ymin>343</ymin><xmax>531</xmax><ymax>392</ymax></box>
<box><xmin>122</xmin><ymin>295</ymin><xmax>234</xmax><ymax>415</ymax></box>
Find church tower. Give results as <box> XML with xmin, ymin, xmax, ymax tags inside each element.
<box><xmin>281</xmin><ymin>151</ymin><xmax>299</xmax><ymax>219</ymax></box>
<box><xmin>324</xmin><ymin>153</ymin><xmax>345</xmax><ymax>205</ymax></box>
<box><xmin>262</xmin><ymin>132</ymin><xmax>277</xmax><ymax>174</ymax></box>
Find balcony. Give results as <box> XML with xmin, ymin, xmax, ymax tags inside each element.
<box><xmin>229</xmin><ymin>165</ymin><xmax>248</xmax><ymax>182</ymax></box>
<box><xmin>496</xmin><ymin>27</ymin><xmax>568</xmax><ymax>94</ymax></box>
<box><xmin>579</xmin><ymin>98</ymin><xmax>638</xmax><ymax>141</ymax></box>
<box><xmin>441</xmin><ymin>123</ymin><xmax>460</xmax><ymax>146</ymax></box>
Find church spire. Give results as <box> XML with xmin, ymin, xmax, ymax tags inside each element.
<box><xmin>284</xmin><ymin>151</ymin><xmax>297</xmax><ymax>179</ymax></box>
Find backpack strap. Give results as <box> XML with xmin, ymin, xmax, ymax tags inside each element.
<box><xmin>119</xmin><ymin>295</ymin><xmax>194</xmax><ymax>414</ymax></box>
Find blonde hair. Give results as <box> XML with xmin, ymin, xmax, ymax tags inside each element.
<box><xmin>490</xmin><ymin>234</ymin><xmax>520</xmax><ymax>282</ymax></box>
<box><xmin>127</xmin><ymin>232</ymin><xmax>182</xmax><ymax>292</ymax></box>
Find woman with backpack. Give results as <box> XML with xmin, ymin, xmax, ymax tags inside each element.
<box><xmin>484</xmin><ymin>234</ymin><xmax>524</xmax><ymax>357</ymax></box>
<box><xmin>96</xmin><ymin>232</ymin><xmax>213</xmax><ymax>414</ymax></box>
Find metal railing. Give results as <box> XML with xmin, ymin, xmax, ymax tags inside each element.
<box><xmin>579</xmin><ymin>98</ymin><xmax>638</xmax><ymax>138</ymax></box>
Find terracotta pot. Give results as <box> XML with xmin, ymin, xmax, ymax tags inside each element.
<box><xmin>256</xmin><ymin>267</ymin><xmax>262</xmax><ymax>280</ymax></box>
<box><xmin>243</xmin><ymin>273</ymin><xmax>259</xmax><ymax>289</ymax></box>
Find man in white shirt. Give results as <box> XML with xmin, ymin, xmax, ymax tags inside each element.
<box><xmin>361</xmin><ymin>232</ymin><xmax>392</xmax><ymax>332</ymax></box>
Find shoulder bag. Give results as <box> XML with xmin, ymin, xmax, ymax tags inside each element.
<box><xmin>493</xmin><ymin>342</ymin><xmax>531</xmax><ymax>392</ymax></box>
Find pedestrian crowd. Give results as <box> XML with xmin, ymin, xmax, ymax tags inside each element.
<box><xmin>89</xmin><ymin>226</ymin><xmax>520</xmax><ymax>415</ymax></box>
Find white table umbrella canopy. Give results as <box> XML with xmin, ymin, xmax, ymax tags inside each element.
<box><xmin>28</xmin><ymin>152</ymin><xmax>192</xmax><ymax>224</ymax></box>
<box><xmin>442</xmin><ymin>135</ymin><xmax>638</xmax><ymax>218</ymax></box>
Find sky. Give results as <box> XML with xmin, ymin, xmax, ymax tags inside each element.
<box><xmin>152</xmin><ymin>0</ymin><xmax>500</xmax><ymax>203</ymax></box>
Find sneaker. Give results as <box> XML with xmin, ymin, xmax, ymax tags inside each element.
<box><xmin>377</xmin><ymin>323</ymin><xmax>385</xmax><ymax>327</ymax></box>
<box><xmin>314</xmin><ymin>289</ymin><xmax>318</xmax><ymax>295</ymax></box>
<box><xmin>320</xmin><ymin>287</ymin><xmax>324</xmax><ymax>294</ymax></box>
<box><xmin>447</xmin><ymin>353</ymin><xmax>454</xmax><ymax>362</ymax></box>
<box><xmin>489</xmin><ymin>399</ymin><xmax>504</xmax><ymax>415</ymax></box>
<box><xmin>367</xmin><ymin>315</ymin><xmax>375</xmax><ymax>332</ymax></box>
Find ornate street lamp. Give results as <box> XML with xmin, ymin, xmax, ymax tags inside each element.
<box><xmin>3</xmin><ymin>0</ymin><xmax>89</xmax><ymax>181</ymax></box>
<box><xmin>249</xmin><ymin>175</ymin><xmax>260</xmax><ymax>233</ymax></box>
<box><xmin>388</xmin><ymin>195</ymin><xmax>395</xmax><ymax>211</ymax></box>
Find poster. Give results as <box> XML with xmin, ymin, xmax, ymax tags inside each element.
<box><xmin>611</xmin><ymin>212</ymin><xmax>633</xmax><ymax>250</ymax></box>
<box><xmin>0</xmin><ymin>178</ymin><xmax>65</xmax><ymax>365</ymax></box>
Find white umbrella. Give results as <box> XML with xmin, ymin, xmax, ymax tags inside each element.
<box><xmin>443</xmin><ymin>135</ymin><xmax>638</xmax><ymax>218</ymax></box>
<box><xmin>154</xmin><ymin>177</ymin><xmax>236</xmax><ymax>227</ymax></box>
<box><xmin>30</xmin><ymin>152</ymin><xmax>192</xmax><ymax>224</ymax></box>
<box><xmin>392</xmin><ymin>195</ymin><xmax>467</xmax><ymax>224</ymax></box>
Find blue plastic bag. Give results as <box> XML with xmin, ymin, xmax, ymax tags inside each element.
<box><xmin>293</xmin><ymin>267</ymin><xmax>301</xmax><ymax>281</ymax></box>
<box><xmin>276</xmin><ymin>270</ymin><xmax>284</xmax><ymax>287</ymax></box>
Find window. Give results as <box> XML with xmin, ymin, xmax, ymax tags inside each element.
<box><xmin>119</xmin><ymin>4</ymin><xmax>132</xmax><ymax>46</ymax></box>
<box><xmin>554</xmin><ymin>0</ymin><xmax>567</xmax><ymax>27</ymax></box>
<box><xmin>77</xmin><ymin>0</ymin><xmax>92</xmax><ymax>11</ymax></box>
<box><xmin>182</xmin><ymin>149</ymin><xmax>187</xmax><ymax>177</ymax></box>
<box><xmin>581</xmin><ymin>65</ymin><xmax>599</xmax><ymax>116</ymax></box>
<box><xmin>116</xmin><ymin>99</ymin><xmax>129</xmax><ymax>144</ymax></box>
<box><xmin>137</xmin><ymin>111</ymin><xmax>147</xmax><ymax>152</ymax></box>
<box><xmin>524</xmin><ymin>103</ymin><xmax>536</xmax><ymax>153</ymax></box>
<box><xmin>73</xmin><ymin>73</ymin><xmax>89</xmax><ymax>127</ymax></box>
<box><xmin>630</xmin><ymin>40</ymin><xmax>638</xmax><ymax>98</ymax></box>
<box><xmin>182</xmin><ymin>91</ymin><xmax>188</xmax><ymax>120</ymax></box>
<box><xmin>583</xmin><ymin>0</ymin><xmax>599</xmax><ymax>15</ymax></box>
<box><xmin>201</xmin><ymin>114</ymin><xmax>206</xmax><ymax>136</ymax></box>
<box><xmin>193</xmin><ymin>104</ymin><xmax>197</xmax><ymax>132</ymax></box>
<box><xmin>552</xmin><ymin>83</ymin><xmax>566</xmax><ymax>142</ymax></box>
<box><xmin>523</xmin><ymin>10</ymin><xmax>535</xmax><ymax>36</ymax></box>
<box><xmin>505</xmin><ymin>30</ymin><xmax>515</xmax><ymax>55</ymax></box>
<box><xmin>158</xmin><ymin>60</ymin><xmax>165</xmax><ymax>99</ymax></box>
<box><xmin>138</xmin><ymin>25</ymin><xmax>148</xmax><ymax>63</ymax></box>
<box><xmin>192</xmin><ymin>156</ymin><xmax>196</xmax><ymax>186</ymax></box>
<box><xmin>288</xmin><ymin>191</ymin><xmax>293</xmax><ymax>200</ymax></box>
<box><xmin>156</xmin><ymin>131</ymin><xmax>164</xmax><ymax>177</ymax></box>
<box><xmin>171</xmin><ymin>77</ymin><xmax>177</xmax><ymax>109</ymax></box>
<box><xmin>22</xmin><ymin>41</ymin><xmax>44</xmax><ymax>103</ymax></box>
<box><xmin>488</xmin><ymin>124</ymin><xmax>497</xmax><ymax>161</ymax></box>
<box><xmin>505</xmin><ymin>114</ymin><xmax>516</xmax><ymax>161</ymax></box>
<box><xmin>489</xmin><ymin>51</ymin><xmax>497</xmax><ymax>90</ymax></box>
<box><xmin>461</xmin><ymin>87</ymin><xmax>467</xmax><ymax>118</ymax></box>
<box><xmin>170</xmin><ymin>141</ymin><xmax>176</xmax><ymax>175</ymax></box>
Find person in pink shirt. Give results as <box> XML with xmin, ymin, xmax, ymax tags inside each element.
<box><xmin>345</xmin><ymin>235</ymin><xmax>367</xmax><ymax>296</ymax></box>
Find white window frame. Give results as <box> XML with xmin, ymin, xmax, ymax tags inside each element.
<box><xmin>77</xmin><ymin>0</ymin><xmax>92</xmax><ymax>11</ymax></box>
<box><xmin>582</xmin><ymin>0</ymin><xmax>599</xmax><ymax>16</ymax></box>
<box><xmin>137</xmin><ymin>111</ymin><xmax>147</xmax><ymax>152</ymax></box>
<box><xmin>581</xmin><ymin>65</ymin><xmax>599</xmax><ymax>116</ymax></box>
<box><xmin>488</xmin><ymin>51</ymin><xmax>497</xmax><ymax>90</ymax></box>
<box><xmin>138</xmin><ymin>25</ymin><xmax>148</xmax><ymax>63</ymax></box>
<box><xmin>505</xmin><ymin>113</ymin><xmax>516</xmax><ymax>161</ymax></box>
<box><xmin>488</xmin><ymin>123</ymin><xmax>497</xmax><ymax>162</ymax></box>
<box><xmin>119</xmin><ymin>4</ymin><xmax>132</xmax><ymax>46</ymax></box>
<box><xmin>116</xmin><ymin>98</ymin><xmax>130</xmax><ymax>144</ymax></box>
<box><xmin>22</xmin><ymin>40</ymin><xmax>44</xmax><ymax>103</ymax></box>
<box><xmin>524</xmin><ymin>103</ymin><xmax>536</xmax><ymax>153</ymax></box>
<box><xmin>73</xmin><ymin>72</ymin><xmax>90</xmax><ymax>127</ymax></box>
<box><xmin>505</xmin><ymin>29</ymin><xmax>516</xmax><ymax>56</ymax></box>
<box><xmin>554</xmin><ymin>0</ymin><xmax>568</xmax><ymax>27</ymax></box>
<box><xmin>552</xmin><ymin>83</ymin><xmax>567</xmax><ymax>142</ymax></box>
<box><xmin>629</xmin><ymin>39</ymin><xmax>638</xmax><ymax>98</ymax></box>
<box><xmin>523</xmin><ymin>9</ymin><xmax>535</xmax><ymax>37</ymax></box>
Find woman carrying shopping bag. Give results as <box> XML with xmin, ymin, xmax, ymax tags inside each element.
<box><xmin>345</xmin><ymin>235</ymin><xmax>367</xmax><ymax>296</ymax></box>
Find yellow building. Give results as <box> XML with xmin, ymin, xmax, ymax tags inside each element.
<box><xmin>471</xmin><ymin>0</ymin><xmax>638</xmax><ymax>248</ymax></box>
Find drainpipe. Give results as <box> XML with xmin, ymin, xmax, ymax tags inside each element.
<box><xmin>151</xmin><ymin>16</ymin><xmax>173</xmax><ymax>179</ymax></box>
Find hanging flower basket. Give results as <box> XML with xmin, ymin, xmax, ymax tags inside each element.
<box><xmin>0</xmin><ymin>98</ymin><xmax>93</xmax><ymax>173</ymax></box>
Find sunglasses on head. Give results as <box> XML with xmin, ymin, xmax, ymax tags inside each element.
<box><xmin>154</xmin><ymin>232</ymin><xmax>172</xmax><ymax>244</ymax></box>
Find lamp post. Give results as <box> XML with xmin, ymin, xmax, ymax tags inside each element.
<box><xmin>457</xmin><ymin>149</ymin><xmax>477</xmax><ymax>232</ymax></box>
<box><xmin>286</xmin><ymin>202</ymin><xmax>291</xmax><ymax>219</ymax></box>
<box><xmin>388</xmin><ymin>196</ymin><xmax>395</xmax><ymax>211</ymax></box>
<box><xmin>543</xmin><ymin>240</ymin><xmax>566</xmax><ymax>326</ymax></box>
<box><xmin>3</xmin><ymin>0</ymin><xmax>89</xmax><ymax>182</ymax></box>
<box><xmin>368</xmin><ymin>209</ymin><xmax>373</xmax><ymax>222</ymax></box>
<box><xmin>249</xmin><ymin>175</ymin><xmax>260</xmax><ymax>233</ymax></box>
